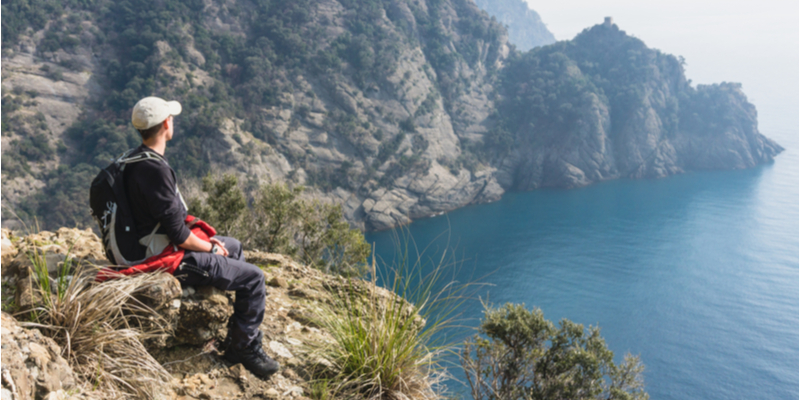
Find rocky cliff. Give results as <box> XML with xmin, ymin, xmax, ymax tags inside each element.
<box><xmin>490</xmin><ymin>24</ymin><xmax>783</xmax><ymax>189</ymax></box>
<box><xmin>2</xmin><ymin>0</ymin><xmax>510</xmax><ymax>231</ymax></box>
<box><xmin>0</xmin><ymin>1</ymin><xmax>783</xmax><ymax>232</ymax></box>
<box><xmin>1</xmin><ymin>227</ymin><xmax>412</xmax><ymax>399</ymax></box>
<box><xmin>474</xmin><ymin>0</ymin><xmax>556</xmax><ymax>51</ymax></box>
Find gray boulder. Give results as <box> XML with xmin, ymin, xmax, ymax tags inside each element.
<box><xmin>1</xmin><ymin>313</ymin><xmax>77</xmax><ymax>400</ymax></box>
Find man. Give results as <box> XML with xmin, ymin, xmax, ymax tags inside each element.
<box><xmin>125</xmin><ymin>96</ymin><xmax>279</xmax><ymax>379</ymax></box>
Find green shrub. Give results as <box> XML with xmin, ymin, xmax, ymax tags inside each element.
<box><xmin>192</xmin><ymin>174</ymin><xmax>247</xmax><ymax>235</ymax></box>
<box><xmin>190</xmin><ymin>174</ymin><xmax>370</xmax><ymax>276</ymax></box>
<box><xmin>399</xmin><ymin>117</ymin><xmax>417</xmax><ymax>133</ymax></box>
<box><xmin>462</xmin><ymin>303</ymin><xmax>649</xmax><ymax>400</ymax></box>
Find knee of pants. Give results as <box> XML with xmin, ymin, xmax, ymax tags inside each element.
<box><xmin>242</xmin><ymin>263</ymin><xmax>265</xmax><ymax>290</ymax></box>
<box><xmin>226</xmin><ymin>237</ymin><xmax>242</xmax><ymax>251</ymax></box>
<box><xmin>220</xmin><ymin>237</ymin><xmax>243</xmax><ymax>259</ymax></box>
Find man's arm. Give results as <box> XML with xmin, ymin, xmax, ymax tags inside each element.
<box><xmin>179</xmin><ymin>233</ymin><xmax>213</xmax><ymax>252</ymax></box>
<box><xmin>179</xmin><ymin>234</ymin><xmax>229</xmax><ymax>257</ymax></box>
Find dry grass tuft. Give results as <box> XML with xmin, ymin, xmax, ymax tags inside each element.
<box><xmin>309</xmin><ymin>230</ymin><xmax>473</xmax><ymax>400</ymax></box>
<box><xmin>313</xmin><ymin>291</ymin><xmax>448</xmax><ymax>400</ymax></box>
<box><xmin>22</xmin><ymin>263</ymin><xmax>173</xmax><ymax>399</ymax></box>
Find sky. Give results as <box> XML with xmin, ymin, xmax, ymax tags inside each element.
<box><xmin>525</xmin><ymin>0</ymin><xmax>799</xmax><ymax>129</ymax></box>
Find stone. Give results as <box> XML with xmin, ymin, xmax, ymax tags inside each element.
<box><xmin>284</xmin><ymin>322</ymin><xmax>302</xmax><ymax>334</ymax></box>
<box><xmin>282</xmin><ymin>368</ymin><xmax>299</xmax><ymax>380</ymax></box>
<box><xmin>283</xmin><ymin>386</ymin><xmax>304</xmax><ymax>397</ymax></box>
<box><xmin>15</xmin><ymin>274</ymin><xmax>38</xmax><ymax>314</ymax></box>
<box><xmin>137</xmin><ymin>273</ymin><xmax>183</xmax><ymax>309</ymax></box>
<box><xmin>44</xmin><ymin>390</ymin><xmax>70</xmax><ymax>400</ymax></box>
<box><xmin>287</xmin><ymin>287</ymin><xmax>310</xmax><ymax>299</ymax></box>
<box><xmin>196</xmin><ymin>285</ymin><xmax>230</xmax><ymax>306</ymax></box>
<box><xmin>287</xmin><ymin>308</ymin><xmax>318</xmax><ymax>328</ymax></box>
<box><xmin>268</xmin><ymin>341</ymin><xmax>294</xmax><ymax>359</ymax></box>
<box><xmin>268</xmin><ymin>276</ymin><xmax>288</xmax><ymax>288</ymax></box>
<box><xmin>1</xmin><ymin>229</ymin><xmax>18</xmax><ymax>273</ymax></box>
<box><xmin>229</xmin><ymin>364</ymin><xmax>248</xmax><ymax>382</ymax></box>
<box><xmin>1</xmin><ymin>313</ymin><xmax>76</xmax><ymax>400</ymax></box>
<box><xmin>173</xmin><ymin>286</ymin><xmax>234</xmax><ymax>346</ymax></box>
<box><xmin>135</xmin><ymin>273</ymin><xmax>183</xmax><ymax>348</ymax></box>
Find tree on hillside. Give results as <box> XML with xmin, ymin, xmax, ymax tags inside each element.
<box><xmin>462</xmin><ymin>303</ymin><xmax>649</xmax><ymax>400</ymax></box>
<box><xmin>189</xmin><ymin>174</ymin><xmax>370</xmax><ymax>277</ymax></box>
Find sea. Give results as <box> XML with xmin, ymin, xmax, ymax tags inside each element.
<box><xmin>365</xmin><ymin>3</ymin><xmax>799</xmax><ymax>398</ymax></box>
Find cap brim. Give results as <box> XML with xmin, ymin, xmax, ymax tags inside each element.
<box><xmin>167</xmin><ymin>101</ymin><xmax>182</xmax><ymax>116</ymax></box>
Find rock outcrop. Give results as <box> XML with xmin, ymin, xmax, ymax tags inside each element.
<box><xmin>0</xmin><ymin>227</ymin><xmax>415</xmax><ymax>399</ymax></box>
<box><xmin>2</xmin><ymin>228</ymin><xmax>107</xmax><ymax>313</ymax></box>
<box><xmin>1</xmin><ymin>0</ymin><xmax>513</xmax><ymax>232</ymax></box>
<box><xmin>1</xmin><ymin>313</ymin><xmax>78</xmax><ymax>400</ymax></box>
<box><xmin>491</xmin><ymin>23</ymin><xmax>783</xmax><ymax>190</ymax></box>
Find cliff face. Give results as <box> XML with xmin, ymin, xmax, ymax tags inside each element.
<box><xmin>491</xmin><ymin>24</ymin><xmax>783</xmax><ymax>190</ymax></box>
<box><xmin>473</xmin><ymin>0</ymin><xmax>556</xmax><ymax>51</ymax></box>
<box><xmin>0</xmin><ymin>2</ymin><xmax>783</xmax><ymax>232</ymax></box>
<box><xmin>2</xmin><ymin>0</ymin><xmax>510</xmax><ymax>231</ymax></box>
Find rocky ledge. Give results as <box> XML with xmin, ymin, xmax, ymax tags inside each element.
<box><xmin>1</xmin><ymin>228</ymin><xmax>405</xmax><ymax>400</ymax></box>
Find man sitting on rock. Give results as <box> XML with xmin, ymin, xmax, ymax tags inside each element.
<box><xmin>124</xmin><ymin>96</ymin><xmax>279</xmax><ymax>379</ymax></box>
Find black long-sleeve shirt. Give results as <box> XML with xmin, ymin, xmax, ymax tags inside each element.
<box><xmin>124</xmin><ymin>145</ymin><xmax>191</xmax><ymax>245</ymax></box>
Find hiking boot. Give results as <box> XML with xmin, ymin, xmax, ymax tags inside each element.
<box><xmin>218</xmin><ymin>325</ymin><xmax>233</xmax><ymax>353</ymax></box>
<box><xmin>224</xmin><ymin>331</ymin><xmax>280</xmax><ymax>379</ymax></box>
<box><xmin>218</xmin><ymin>333</ymin><xmax>232</xmax><ymax>353</ymax></box>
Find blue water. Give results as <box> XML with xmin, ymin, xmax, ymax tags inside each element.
<box><xmin>365</xmin><ymin>126</ymin><xmax>798</xmax><ymax>398</ymax></box>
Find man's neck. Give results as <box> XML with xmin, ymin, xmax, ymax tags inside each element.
<box><xmin>142</xmin><ymin>139</ymin><xmax>166</xmax><ymax>155</ymax></box>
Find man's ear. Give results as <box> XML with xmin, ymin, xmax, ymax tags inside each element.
<box><xmin>162</xmin><ymin>117</ymin><xmax>171</xmax><ymax>131</ymax></box>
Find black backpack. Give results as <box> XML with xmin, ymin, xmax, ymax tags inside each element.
<box><xmin>89</xmin><ymin>149</ymin><xmax>166</xmax><ymax>265</ymax></box>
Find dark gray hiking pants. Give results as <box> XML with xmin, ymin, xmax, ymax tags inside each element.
<box><xmin>175</xmin><ymin>236</ymin><xmax>266</xmax><ymax>350</ymax></box>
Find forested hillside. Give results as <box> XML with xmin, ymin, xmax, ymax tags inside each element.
<box><xmin>489</xmin><ymin>24</ymin><xmax>783</xmax><ymax>189</ymax></box>
<box><xmin>1</xmin><ymin>0</ymin><xmax>782</xmax><ymax>231</ymax></box>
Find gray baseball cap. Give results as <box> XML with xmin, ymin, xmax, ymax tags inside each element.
<box><xmin>131</xmin><ymin>96</ymin><xmax>182</xmax><ymax>130</ymax></box>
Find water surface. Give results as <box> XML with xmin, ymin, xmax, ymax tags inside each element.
<box><xmin>366</xmin><ymin>124</ymin><xmax>798</xmax><ymax>400</ymax></box>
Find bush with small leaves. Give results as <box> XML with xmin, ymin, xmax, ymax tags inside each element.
<box><xmin>462</xmin><ymin>303</ymin><xmax>649</xmax><ymax>400</ymax></box>
<box><xmin>190</xmin><ymin>174</ymin><xmax>370</xmax><ymax>276</ymax></box>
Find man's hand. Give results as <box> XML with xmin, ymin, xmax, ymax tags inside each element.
<box><xmin>209</xmin><ymin>237</ymin><xmax>230</xmax><ymax>257</ymax></box>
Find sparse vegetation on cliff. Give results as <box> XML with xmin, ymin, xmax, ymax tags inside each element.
<box><xmin>30</xmin><ymin>271</ymin><xmax>174</xmax><ymax>399</ymax></box>
<box><xmin>309</xmin><ymin>234</ymin><xmax>472</xmax><ymax>399</ymax></box>
<box><xmin>189</xmin><ymin>174</ymin><xmax>371</xmax><ymax>276</ymax></box>
<box><xmin>486</xmin><ymin>23</ymin><xmax>782</xmax><ymax>190</ymax></box>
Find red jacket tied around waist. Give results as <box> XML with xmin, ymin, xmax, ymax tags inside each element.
<box><xmin>96</xmin><ymin>215</ymin><xmax>216</xmax><ymax>282</ymax></box>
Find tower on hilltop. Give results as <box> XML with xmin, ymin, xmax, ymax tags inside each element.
<box><xmin>604</xmin><ymin>17</ymin><xmax>614</xmax><ymax>27</ymax></box>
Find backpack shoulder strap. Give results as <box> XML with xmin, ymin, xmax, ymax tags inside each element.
<box><xmin>118</xmin><ymin>150</ymin><xmax>167</xmax><ymax>166</ymax></box>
